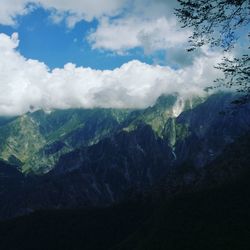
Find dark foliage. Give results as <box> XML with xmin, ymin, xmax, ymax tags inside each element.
<box><xmin>176</xmin><ymin>0</ymin><xmax>249</xmax><ymax>50</ymax></box>
<box><xmin>176</xmin><ymin>0</ymin><xmax>250</xmax><ymax>102</ymax></box>
<box><xmin>0</xmin><ymin>132</ymin><xmax>250</xmax><ymax>250</ymax></box>
<box><xmin>1</xmin><ymin>167</ymin><xmax>250</xmax><ymax>250</ymax></box>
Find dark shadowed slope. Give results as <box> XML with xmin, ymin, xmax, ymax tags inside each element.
<box><xmin>0</xmin><ymin>92</ymin><xmax>250</xmax><ymax>219</ymax></box>
<box><xmin>0</xmin><ymin>132</ymin><xmax>250</xmax><ymax>250</ymax></box>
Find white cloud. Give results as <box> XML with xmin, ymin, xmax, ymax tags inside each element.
<box><xmin>88</xmin><ymin>17</ymin><xmax>190</xmax><ymax>54</ymax></box>
<box><xmin>0</xmin><ymin>0</ymin><xmax>127</xmax><ymax>27</ymax></box>
<box><xmin>0</xmin><ymin>33</ymin><xmax>223</xmax><ymax>116</ymax></box>
<box><xmin>0</xmin><ymin>0</ymin><xmax>31</xmax><ymax>26</ymax></box>
<box><xmin>0</xmin><ymin>0</ymin><xmax>188</xmax><ymax>52</ymax></box>
<box><xmin>86</xmin><ymin>0</ymin><xmax>191</xmax><ymax>55</ymax></box>
<box><xmin>39</xmin><ymin>0</ymin><xmax>127</xmax><ymax>27</ymax></box>
<box><xmin>0</xmin><ymin>0</ymin><xmax>179</xmax><ymax>27</ymax></box>
<box><xmin>0</xmin><ymin>0</ymin><xmax>192</xmax><ymax>66</ymax></box>
<box><xmin>85</xmin><ymin>0</ymin><xmax>194</xmax><ymax>66</ymax></box>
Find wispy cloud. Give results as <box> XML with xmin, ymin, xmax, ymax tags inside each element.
<box><xmin>0</xmin><ymin>0</ymin><xmax>126</xmax><ymax>27</ymax></box>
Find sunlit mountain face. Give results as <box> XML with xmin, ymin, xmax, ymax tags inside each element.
<box><xmin>0</xmin><ymin>0</ymin><xmax>249</xmax><ymax>249</ymax></box>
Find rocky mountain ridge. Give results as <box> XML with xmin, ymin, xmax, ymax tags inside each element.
<box><xmin>0</xmin><ymin>91</ymin><xmax>249</xmax><ymax>219</ymax></box>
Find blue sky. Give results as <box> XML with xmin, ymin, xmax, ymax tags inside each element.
<box><xmin>0</xmin><ymin>0</ymin><xmax>192</xmax><ymax>71</ymax></box>
<box><xmin>0</xmin><ymin>0</ymin><xmax>247</xmax><ymax>115</ymax></box>
<box><xmin>0</xmin><ymin>5</ymin><xmax>166</xmax><ymax>70</ymax></box>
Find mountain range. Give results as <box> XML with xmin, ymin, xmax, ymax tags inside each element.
<box><xmin>0</xmin><ymin>91</ymin><xmax>249</xmax><ymax>220</ymax></box>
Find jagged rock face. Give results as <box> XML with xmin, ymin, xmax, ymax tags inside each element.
<box><xmin>53</xmin><ymin>125</ymin><xmax>174</xmax><ymax>201</ymax></box>
<box><xmin>173</xmin><ymin>93</ymin><xmax>250</xmax><ymax>167</ymax></box>
<box><xmin>0</xmin><ymin>92</ymin><xmax>250</xmax><ymax>219</ymax></box>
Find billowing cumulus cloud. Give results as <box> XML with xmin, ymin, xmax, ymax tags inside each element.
<box><xmin>0</xmin><ymin>33</ymin><xmax>223</xmax><ymax>116</ymax></box>
<box><xmin>86</xmin><ymin>0</ymin><xmax>191</xmax><ymax>55</ymax></box>
<box><xmin>88</xmin><ymin>16</ymin><xmax>190</xmax><ymax>54</ymax></box>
